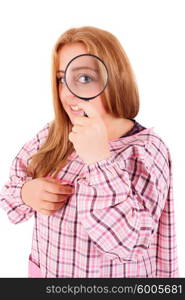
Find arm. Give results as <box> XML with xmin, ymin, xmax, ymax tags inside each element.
<box><xmin>75</xmin><ymin>142</ymin><xmax>170</xmax><ymax>263</ymax></box>
<box><xmin>0</xmin><ymin>123</ymin><xmax>49</xmax><ymax>224</ymax></box>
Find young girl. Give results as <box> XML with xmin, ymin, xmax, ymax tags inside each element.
<box><xmin>0</xmin><ymin>26</ymin><xmax>178</xmax><ymax>278</ymax></box>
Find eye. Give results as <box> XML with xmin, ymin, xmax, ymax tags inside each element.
<box><xmin>58</xmin><ymin>77</ymin><xmax>65</xmax><ymax>84</ymax></box>
<box><xmin>78</xmin><ymin>75</ymin><xmax>93</xmax><ymax>84</ymax></box>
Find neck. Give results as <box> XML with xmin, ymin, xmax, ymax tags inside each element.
<box><xmin>104</xmin><ymin>116</ymin><xmax>134</xmax><ymax>141</ymax></box>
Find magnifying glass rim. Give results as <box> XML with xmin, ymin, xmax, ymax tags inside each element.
<box><xmin>64</xmin><ymin>53</ymin><xmax>109</xmax><ymax>101</ymax></box>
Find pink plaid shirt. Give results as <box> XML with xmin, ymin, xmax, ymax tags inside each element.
<box><xmin>0</xmin><ymin>123</ymin><xmax>178</xmax><ymax>277</ymax></box>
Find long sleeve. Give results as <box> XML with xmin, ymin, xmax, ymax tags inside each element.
<box><xmin>0</xmin><ymin>123</ymin><xmax>49</xmax><ymax>224</ymax></box>
<box><xmin>75</xmin><ymin>141</ymin><xmax>170</xmax><ymax>263</ymax></box>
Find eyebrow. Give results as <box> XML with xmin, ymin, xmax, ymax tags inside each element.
<box><xmin>71</xmin><ymin>66</ymin><xmax>98</xmax><ymax>72</ymax></box>
<box><xmin>57</xmin><ymin>66</ymin><xmax>98</xmax><ymax>72</ymax></box>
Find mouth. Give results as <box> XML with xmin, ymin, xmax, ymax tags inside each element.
<box><xmin>69</xmin><ymin>105</ymin><xmax>84</xmax><ymax>116</ymax></box>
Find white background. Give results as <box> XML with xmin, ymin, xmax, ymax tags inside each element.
<box><xmin>0</xmin><ymin>0</ymin><xmax>184</xmax><ymax>277</ymax></box>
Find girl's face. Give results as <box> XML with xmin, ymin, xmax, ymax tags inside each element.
<box><xmin>57</xmin><ymin>43</ymin><xmax>110</xmax><ymax>124</ymax></box>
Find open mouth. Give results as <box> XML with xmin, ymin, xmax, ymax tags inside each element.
<box><xmin>69</xmin><ymin>105</ymin><xmax>84</xmax><ymax>115</ymax></box>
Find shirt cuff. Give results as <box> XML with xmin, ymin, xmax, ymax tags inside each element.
<box><xmin>0</xmin><ymin>176</ymin><xmax>34</xmax><ymax>214</ymax></box>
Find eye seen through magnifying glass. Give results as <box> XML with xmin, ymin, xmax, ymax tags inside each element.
<box><xmin>64</xmin><ymin>54</ymin><xmax>108</xmax><ymax>101</ymax></box>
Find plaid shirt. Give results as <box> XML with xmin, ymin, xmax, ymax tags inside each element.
<box><xmin>0</xmin><ymin>122</ymin><xmax>179</xmax><ymax>277</ymax></box>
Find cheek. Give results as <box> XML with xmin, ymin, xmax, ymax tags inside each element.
<box><xmin>58</xmin><ymin>86</ymin><xmax>66</xmax><ymax>107</ymax></box>
<box><xmin>58</xmin><ymin>85</ymin><xmax>63</xmax><ymax>99</ymax></box>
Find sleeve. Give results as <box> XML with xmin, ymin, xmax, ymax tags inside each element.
<box><xmin>75</xmin><ymin>142</ymin><xmax>170</xmax><ymax>263</ymax></box>
<box><xmin>0</xmin><ymin>123</ymin><xmax>49</xmax><ymax>224</ymax></box>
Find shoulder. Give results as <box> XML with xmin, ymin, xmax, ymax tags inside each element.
<box><xmin>116</xmin><ymin>128</ymin><xmax>170</xmax><ymax>176</ymax></box>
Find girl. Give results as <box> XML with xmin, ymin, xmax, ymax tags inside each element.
<box><xmin>0</xmin><ymin>26</ymin><xmax>178</xmax><ymax>277</ymax></box>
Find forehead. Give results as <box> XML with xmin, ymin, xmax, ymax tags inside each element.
<box><xmin>58</xmin><ymin>43</ymin><xmax>87</xmax><ymax>70</ymax></box>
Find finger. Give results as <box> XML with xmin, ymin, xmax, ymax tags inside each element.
<box><xmin>46</xmin><ymin>177</ymin><xmax>74</xmax><ymax>188</ymax></box>
<box><xmin>45</xmin><ymin>176</ymin><xmax>61</xmax><ymax>183</ymax></box>
<box><xmin>60</xmin><ymin>186</ymin><xmax>75</xmax><ymax>194</ymax></box>
<box><xmin>73</xmin><ymin>116</ymin><xmax>89</xmax><ymax>126</ymax></box>
<box><xmin>44</xmin><ymin>181</ymin><xmax>74</xmax><ymax>194</ymax></box>
<box><xmin>39</xmin><ymin>208</ymin><xmax>57</xmax><ymax>216</ymax></box>
<box><xmin>43</xmin><ymin>177</ymin><xmax>74</xmax><ymax>190</ymax></box>
<box><xmin>77</xmin><ymin>101</ymin><xmax>100</xmax><ymax>118</ymax></box>
<box><xmin>41</xmin><ymin>201</ymin><xmax>67</xmax><ymax>211</ymax></box>
<box><xmin>60</xmin><ymin>180</ymin><xmax>74</xmax><ymax>188</ymax></box>
<box><xmin>72</xmin><ymin>125</ymin><xmax>84</xmax><ymax>133</ymax></box>
<box><xmin>42</xmin><ymin>191</ymin><xmax>70</xmax><ymax>203</ymax></box>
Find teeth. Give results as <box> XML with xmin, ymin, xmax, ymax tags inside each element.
<box><xmin>71</xmin><ymin>105</ymin><xmax>80</xmax><ymax>111</ymax></box>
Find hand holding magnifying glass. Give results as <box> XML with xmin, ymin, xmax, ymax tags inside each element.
<box><xmin>68</xmin><ymin>100</ymin><xmax>111</xmax><ymax>165</ymax></box>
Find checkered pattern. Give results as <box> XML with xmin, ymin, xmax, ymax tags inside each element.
<box><xmin>0</xmin><ymin>122</ymin><xmax>178</xmax><ymax>277</ymax></box>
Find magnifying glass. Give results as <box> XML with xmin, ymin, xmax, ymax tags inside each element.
<box><xmin>64</xmin><ymin>54</ymin><xmax>108</xmax><ymax>116</ymax></box>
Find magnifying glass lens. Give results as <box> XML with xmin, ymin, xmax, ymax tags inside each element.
<box><xmin>65</xmin><ymin>54</ymin><xmax>108</xmax><ymax>100</ymax></box>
